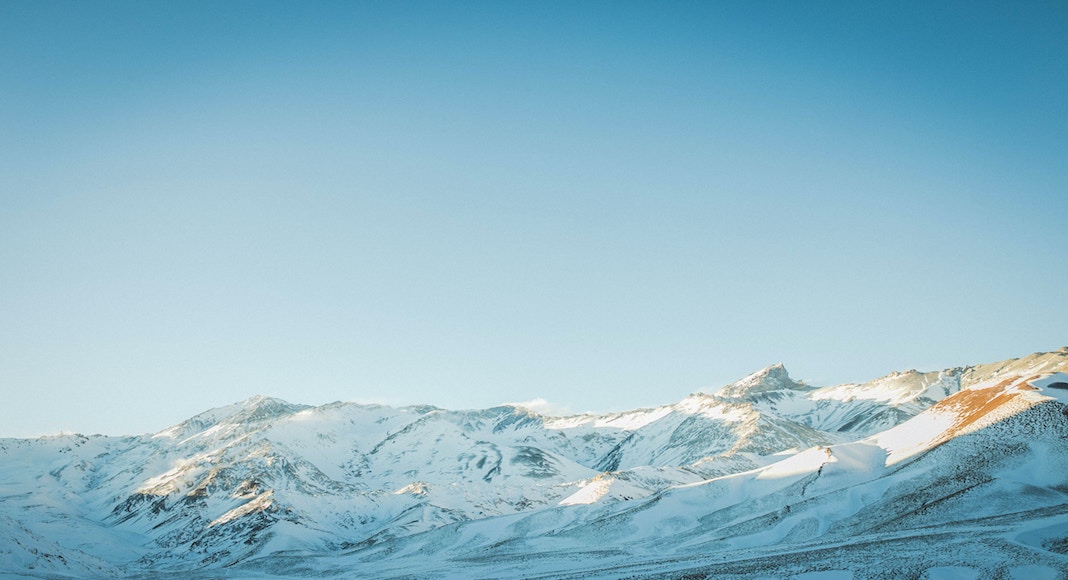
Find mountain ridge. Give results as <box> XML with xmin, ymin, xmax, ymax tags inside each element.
<box><xmin>2</xmin><ymin>348</ymin><xmax>1067</xmax><ymax>578</ymax></box>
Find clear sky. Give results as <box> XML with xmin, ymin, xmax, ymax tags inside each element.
<box><xmin>2</xmin><ymin>1</ymin><xmax>1066</xmax><ymax>437</ymax></box>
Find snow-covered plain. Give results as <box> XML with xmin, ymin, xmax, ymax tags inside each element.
<box><xmin>2</xmin><ymin>349</ymin><xmax>1067</xmax><ymax>578</ymax></box>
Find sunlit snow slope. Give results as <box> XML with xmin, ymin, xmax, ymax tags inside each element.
<box><xmin>2</xmin><ymin>348</ymin><xmax>1067</xmax><ymax>578</ymax></box>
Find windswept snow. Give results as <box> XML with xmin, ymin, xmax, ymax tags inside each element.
<box><xmin>874</xmin><ymin>407</ymin><xmax>957</xmax><ymax>465</ymax></box>
<box><xmin>2</xmin><ymin>348</ymin><xmax>1068</xmax><ymax>578</ymax></box>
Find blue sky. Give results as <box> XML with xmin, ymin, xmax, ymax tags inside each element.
<box><xmin>2</xmin><ymin>1</ymin><xmax>1066</xmax><ymax>436</ymax></box>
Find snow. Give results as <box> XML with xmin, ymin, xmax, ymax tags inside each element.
<box><xmin>544</xmin><ymin>405</ymin><xmax>674</xmax><ymax>431</ymax></box>
<box><xmin>873</xmin><ymin>408</ymin><xmax>956</xmax><ymax>465</ymax></box>
<box><xmin>756</xmin><ymin>446</ymin><xmax>831</xmax><ymax>480</ymax></box>
<box><xmin>790</xmin><ymin>572</ymin><xmax>853</xmax><ymax>580</ymax></box>
<box><xmin>558</xmin><ymin>476</ymin><xmax>613</xmax><ymax>505</ymax></box>
<box><xmin>808</xmin><ymin>369</ymin><xmax>948</xmax><ymax>405</ymax></box>
<box><xmin>3</xmin><ymin>349</ymin><xmax>1068</xmax><ymax>578</ymax></box>
<box><xmin>676</xmin><ymin>395</ymin><xmax>751</xmax><ymax>421</ymax></box>
<box><xmin>1028</xmin><ymin>372</ymin><xmax>1068</xmax><ymax>404</ymax></box>
<box><xmin>922</xmin><ymin>567</ymin><xmax>980</xmax><ymax>580</ymax></box>
<box><xmin>209</xmin><ymin>490</ymin><xmax>274</xmax><ymax>527</ymax></box>
<box><xmin>1009</xmin><ymin>512</ymin><xmax>1068</xmax><ymax>556</ymax></box>
<box><xmin>1008</xmin><ymin>565</ymin><xmax>1063</xmax><ymax>580</ymax></box>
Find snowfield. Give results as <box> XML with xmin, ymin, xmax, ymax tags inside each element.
<box><xmin>2</xmin><ymin>349</ymin><xmax>1068</xmax><ymax>578</ymax></box>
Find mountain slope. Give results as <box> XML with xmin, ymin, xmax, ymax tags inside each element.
<box><xmin>1</xmin><ymin>348</ymin><xmax>1066</xmax><ymax>578</ymax></box>
<box><xmin>299</xmin><ymin>371</ymin><xmax>1068</xmax><ymax>579</ymax></box>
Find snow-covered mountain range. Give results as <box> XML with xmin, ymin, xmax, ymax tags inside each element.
<box><xmin>3</xmin><ymin>348</ymin><xmax>1068</xmax><ymax>578</ymax></box>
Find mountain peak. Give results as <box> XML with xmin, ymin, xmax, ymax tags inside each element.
<box><xmin>239</xmin><ymin>394</ymin><xmax>291</xmax><ymax>407</ymax></box>
<box><xmin>10</xmin><ymin>349</ymin><xmax>1068</xmax><ymax>578</ymax></box>
<box><xmin>153</xmin><ymin>395</ymin><xmax>310</xmax><ymax>440</ymax></box>
<box><xmin>715</xmin><ymin>363</ymin><xmax>809</xmax><ymax>399</ymax></box>
<box><xmin>229</xmin><ymin>395</ymin><xmax>308</xmax><ymax>423</ymax></box>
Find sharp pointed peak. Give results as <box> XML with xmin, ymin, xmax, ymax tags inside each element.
<box><xmin>715</xmin><ymin>363</ymin><xmax>809</xmax><ymax>399</ymax></box>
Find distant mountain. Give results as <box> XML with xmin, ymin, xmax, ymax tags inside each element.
<box><xmin>2</xmin><ymin>348</ymin><xmax>1067</xmax><ymax>578</ymax></box>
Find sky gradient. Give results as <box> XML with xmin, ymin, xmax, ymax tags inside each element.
<box><xmin>2</xmin><ymin>1</ymin><xmax>1066</xmax><ymax>437</ymax></box>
